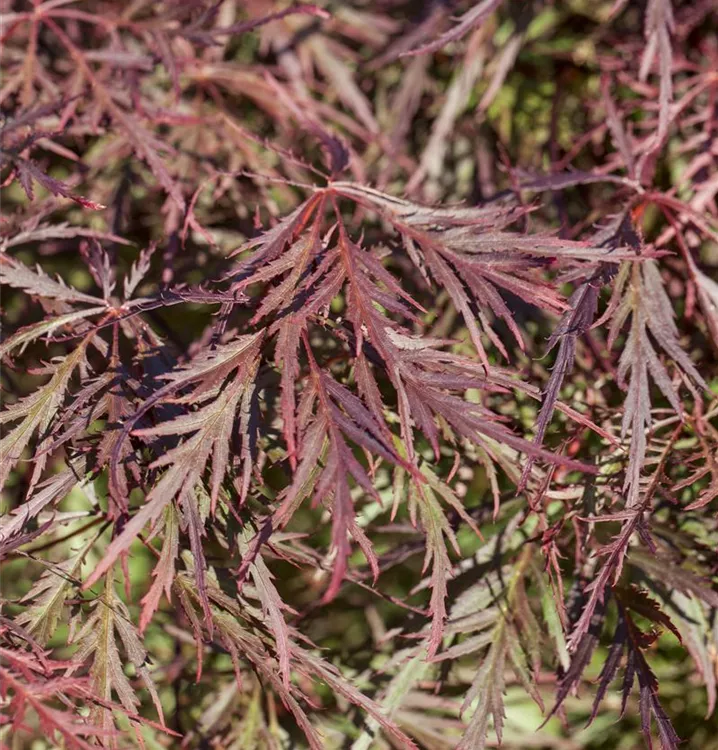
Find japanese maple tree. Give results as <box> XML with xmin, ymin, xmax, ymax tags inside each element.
<box><xmin>2</xmin><ymin>1</ymin><xmax>718</xmax><ymax>749</ymax></box>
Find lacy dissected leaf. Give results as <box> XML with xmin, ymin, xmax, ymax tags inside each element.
<box><xmin>460</xmin><ymin>595</ymin><xmax>534</xmax><ymax>745</ymax></box>
<box><xmin>393</xmin><ymin>456</ymin><xmax>483</xmax><ymax>656</ymax></box>
<box><xmin>0</xmin><ymin>258</ymin><xmax>105</xmax><ymax>306</ymax></box>
<box><xmin>351</xmin><ymin>647</ymin><xmax>431</xmax><ymax>750</ymax></box>
<box><xmin>301</xmin><ymin>651</ymin><xmax>420</xmax><ymax>749</ymax></box>
<box><xmin>16</xmin><ymin>538</ymin><xmax>95</xmax><ymax>645</ymax></box>
<box><xmin>545</xmin><ymin>593</ymin><xmax>607</xmax><ymax>725</ymax></box>
<box><xmin>0</xmin><ymin>306</ymin><xmax>108</xmax><ymax>358</ymax></box>
<box><xmin>175</xmin><ymin>568</ymin><xmax>324</xmax><ymax>749</ymax></box>
<box><xmin>68</xmin><ymin>572</ymin><xmax>164</xmax><ymax>741</ymax></box>
<box><xmin>519</xmin><ymin>265</ymin><xmax>612</xmax><ymax>487</ymax></box>
<box><xmin>84</xmin><ymin>332</ymin><xmax>263</xmax><ymax>593</ymax></box>
<box><xmin>566</xmin><ymin>430</ymin><xmax>680</xmax><ymax>654</ymax></box>
<box><xmin>609</xmin><ymin>261</ymin><xmax>706</xmax><ymax>506</ymax></box>
<box><xmin>420</xmin><ymin>548</ymin><xmax>546</xmax><ymax>750</ymax></box>
<box><xmin>331</xmin><ymin>182</ymin><xmax>621</xmax><ymax>367</ymax></box>
<box><xmin>175</xmin><ymin>568</ymin><xmax>419</xmax><ymax>750</ymax></box>
<box><xmin>640</xmin><ymin>0</ymin><xmax>675</xmax><ymax>145</ymax></box>
<box><xmin>617</xmin><ymin>585</ymin><xmax>682</xmax><ymax>643</ymax></box>
<box><xmin>0</xmin><ymin>342</ymin><xmax>88</xmax><ymax>489</ymax></box>
<box><xmin>0</xmin><ymin>458</ymin><xmax>86</xmax><ymax>546</ymax></box>
<box><xmin>9</xmin><ymin>156</ymin><xmax>105</xmax><ymax>210</ymax></box>
<box><xmin>223</xmin><ymin>184</ymin><xmax>600</xmax><ymax>516</ymax></box>
<box><xmin>629</xmin><ymin>549</ymin><xmax>718</xmax><ymax>610</ymax></box>
<box><xmin>272</xmin><ymin>344</ymin><xmax>412</xmax><ymax>601</ymax></box>
<box><xmin>0</xmin><ymin>222</ymin><xmax>128</xmax><ymax>253</ymax></box>
<box><xmin>0</xmin><ymin>648</ymin><xmax>110</xmax><ymax>750</ymax></box>
<box><xmin>586</xmin><ymin>602</ymin><xmax>680</xmax><ymax>750</ymax></box>
<box><xmin>237</xmin><ymin>528</ymin><xmax>297</xmax><ymax>689</ymax></box>
<box><xmin>139</xmin><ymin>504</ymin><xmax>179</xmax><ymax>634</ymax></box>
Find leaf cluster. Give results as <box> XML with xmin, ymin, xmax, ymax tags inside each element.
<box><xmin>2</xmin><ymin>2</ymin><xmax>718</xmax><ymax>749</ymax></box>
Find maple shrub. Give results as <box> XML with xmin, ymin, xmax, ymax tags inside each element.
<box><xmin>2</xmin><ymin>1</ymin><xmax>718</xmax><ymax>748</ymax></box>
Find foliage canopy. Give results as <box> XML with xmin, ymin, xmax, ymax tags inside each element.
<box><xmin>2</xmin><ymin>1</ymin><xmax>718</xmax><ymax>748</ymax></box>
